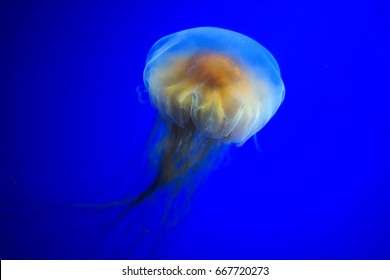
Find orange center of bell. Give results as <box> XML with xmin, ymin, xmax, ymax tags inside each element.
<box><xmin>186</xmin><ymin>53</ymin><xmax>244</xmax><ymax>88</ymax></box>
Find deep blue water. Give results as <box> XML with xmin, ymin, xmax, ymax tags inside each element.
<box><xmin>1</xmin><ymin>0</ymin><xmax>389</xmax><ymax>259</ymax></box>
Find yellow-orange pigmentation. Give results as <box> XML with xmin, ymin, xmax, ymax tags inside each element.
<box><xmin>186</xmin><ymin>53</ymin><xmax>246</xmax><ymax>89</ymax></box>
<box><xmin>157</xmin><ymin>52</ymin><xmax>252</xmax><ymax>130</ymax></box>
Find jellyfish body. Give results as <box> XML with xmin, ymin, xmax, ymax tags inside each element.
<box><xmin>125</xmin><ymin>27</ymin><xmax>284</xmax><ymax>213</ymax></box>
<box><xmin>145</xmin><ymin>27</ymin><xmax>285</xmax><ymax>145</ymax></box>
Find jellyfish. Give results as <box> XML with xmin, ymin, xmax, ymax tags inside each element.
<box><xmin>123</xmin><ymin>27</ymin><xmax>285</xmax><ymax>216</ymax></box>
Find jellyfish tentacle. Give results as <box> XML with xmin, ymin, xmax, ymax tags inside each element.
<box><xmin>117</xmin><ymin>120</ymin><xmax>220</xmax><ymax>220</ymax></box>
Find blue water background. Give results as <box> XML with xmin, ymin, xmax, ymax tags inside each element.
<box><xmin>1</xmin><ymin>0</ymin><xmax>389</xmax><ymax>259</ymax></box>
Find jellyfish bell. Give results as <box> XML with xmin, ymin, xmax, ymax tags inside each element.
<box><xmin>144</xmin><ymin>27</ymin><xmax>285</xmax><ymax>146</ymax></box>
<box><xmin>125</xmin><ymin>27</ymin><xmax>284</xmax><ymax>212</ymax></box>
